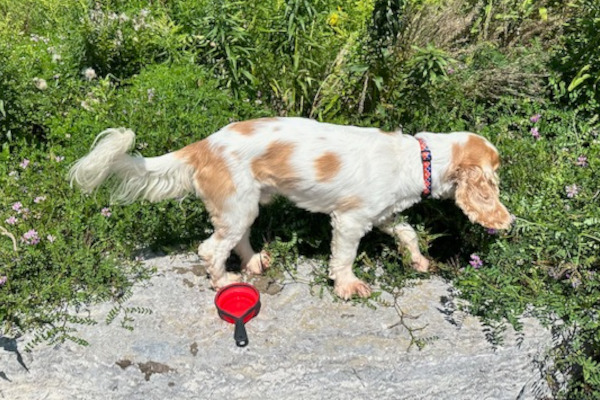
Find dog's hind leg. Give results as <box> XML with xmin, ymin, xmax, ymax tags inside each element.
<box><xmin>198</xmin><ymin>233</ymin><xmax>242</xmax><ymax>289</ymax></box>
<box><xmin>379</xmin><ymin>221</ymin><xmax>429</xmax><ymax>272</ymax></box>
<box><xmin>328</xmin><ymin>212</ymin><xmax>372</xmax><ymax>300</ymax></box>
<box><xmin>203</xmin><ymin>194</ymin><xmax>261</xmax><ymax>290</ymax></box>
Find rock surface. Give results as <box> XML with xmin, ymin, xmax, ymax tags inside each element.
<box><xmin>0</xmin><ymin>253</ymin><xmax>552</xmax><ymax>400</ymax></box>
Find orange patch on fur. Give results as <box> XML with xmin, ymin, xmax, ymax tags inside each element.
<box><xmin>175</xmin><ymin>140</ymin><xmax>235</xmax><ymax>218</ymax></box>
<box><xmin>230</xmin><ymin>118</ymin><xmax>277</xmax><ymax>136</ymax></box>
<box><xmin>314</xmin><ymin>152</ymin><xmax>341</xmax><ymax>182</ymax></box>
<box><xmin>335</xmin><ymin>196</ymin><xmax>363</xmax><ymax>212</ymax></box>
<box><xmin>452</xmin><ymin>135</ymin><xmax>500</xmax><ymax>170</ymax></box>
<box><xmin>251</xmin><ymin>141</ymin><xmax>298</xmax><ymax>190</ymax></box>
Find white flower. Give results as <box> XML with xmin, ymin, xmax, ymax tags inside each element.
<box><xmin>52</xmin><ymin>53</ymin><xmax>62</xmax><ymax>63</ymax></box>
<box><xmin>147</xmin><ymin>88</ymin><xmax>156</xmax><ymax>102</ymax></box>
<box><xmin>84</xmin><ymin>67</ymin><xmax>97</xmax><ymax>81</ymax></box>
<box><xmin>33</xmin><ymin>77</ymin><xmax>48</xmax><ymax>90</ymax></box>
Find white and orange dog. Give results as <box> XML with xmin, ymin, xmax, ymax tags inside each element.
<box><xmin>70</xmin><ymin>117</ymin><xmax>512</xmax><ymax>299</ymax></box>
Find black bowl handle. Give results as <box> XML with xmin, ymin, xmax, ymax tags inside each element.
<box><xmin>234</xmin><ymin>319</ymin><xmax>248</xmax><ymax>347</ymax></box>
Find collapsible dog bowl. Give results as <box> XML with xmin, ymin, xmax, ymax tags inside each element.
<box><xmin>215</xmin><ymin>283</ymin><xmax>261</xmax><ymax>347</ymax></box>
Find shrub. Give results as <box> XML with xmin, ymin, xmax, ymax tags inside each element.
<box><xmin>551</xmin><ymin>0</ymin><xmax>600</xmax><ymax>115</ymax></box>
<box><xmin>0</xmin><ymin>17</ymin><xmax>86</xmax><ymax>143</ymax></box>
<box><xmin>77</xmin><ymin>4</ymin><xmax>186</xmax><ymax>78</ymax></box>
<box><xmin>436</xmin><ymin>105</ymin><xmax>600</xmax><ymax>397</ymax></box>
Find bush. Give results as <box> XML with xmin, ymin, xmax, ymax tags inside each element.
<box><xmin>76</xmin><ymin>2</ymin><xmax>185</xmax><ymax>78</ymax></box>
<box><xmin>551</xmin><ymin>0</ymin><xmax>600</xmax><ymax>115</ymax></box>
<box><xmin>449</xmin><ymin>106</ymin><xmax>600</xmax><ymax>396</ymax></box>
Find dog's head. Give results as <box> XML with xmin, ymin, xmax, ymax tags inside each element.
<box><xmin>446</xmin><ymin>133</ymin><xmax>512</xmax><ymax>230</ymax></box>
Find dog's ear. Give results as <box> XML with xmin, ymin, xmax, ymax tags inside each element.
<box><xmin>453</xmin><ymin>165</ymin><xmax>512</xmax><ymax>230</ymax></box>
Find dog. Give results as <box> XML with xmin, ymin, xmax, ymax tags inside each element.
<box><xmin>69</xmin><ymin>117</ymin><xmax>512</xmax><ymax>299</ymax></box>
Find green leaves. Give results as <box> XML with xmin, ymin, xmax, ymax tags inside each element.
<box><xmin>406</xmin><ymin>45</ymin><xmax>455</xmax><ymax>87</ymax></box>
<box><xmin>567</xmin><ymin>65</ymin><xmax>592</xmax><ymax>92</ymax></box>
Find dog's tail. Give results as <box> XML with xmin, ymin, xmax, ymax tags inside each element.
<box><xmin>69</xmin><ymin>128</ymin><xmax>195</xmax><ymax>204</ymax></box>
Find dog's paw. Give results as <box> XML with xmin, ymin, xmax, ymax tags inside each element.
<box><xmin>411</xmin><ymin>255</ymin><xmax>430</xmax><ymax>273</ymax></box>
<box><xmin>211</xmin><ymin>272</ymin><xmax>242</xmax><ymax>291</ymax></box>
<box><xmin>334</xmin><ymin>279</ymin><xmax>372</xmax><ymax>300</ymax></box>
<box><xmin>244</xmin><ymin>251</ymin><xmax>271</xmax><ymax>275</ymax></box>
<box><xmin>197</xmin><ymin>245</ymin><xmax>214</xmax><ymax>267</ymax></box>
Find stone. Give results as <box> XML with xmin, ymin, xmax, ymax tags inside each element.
<box><xmin>0</xmin><ymin>253</ymin><xmax>553</xmax><ymax>399</ymax></box>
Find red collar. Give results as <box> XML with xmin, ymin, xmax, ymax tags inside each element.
<box><xmin>416</xmin><ymin>138</ymin><xmax>432</xmax><ymax>197</ymax></box>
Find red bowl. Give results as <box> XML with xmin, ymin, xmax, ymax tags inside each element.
<box><xmin>215</xmin><ymin>283</ymin><xmax>261</xmax><ymax>347</ymax></box>
<box><xmin>215</xmin><ymin>283</ymin><xmax>261</xmax><ymax>324</ymax></box>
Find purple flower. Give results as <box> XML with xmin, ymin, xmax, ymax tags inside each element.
<box><xmin>469</xmin><ymin>254</ymin><xmax>483</xmax><ymax>269</ymax></box>
<box><xmin>12</xmin><ymin>202</ymin><xmax>23</xmax><ymax>212</ymax></box>
<box><xmin>20</xmin><ymin>159</ymin><xmax>30</xmax><ymax>169</ymax></box>
<box><xmin>34</xmin><ymin>196</ymin><xmax>46</xmax><ymax>203</ymax></box>
<box><xmin>0</xmin><ymin>276</ymin><xmax>7</xmax><ymax>286</ymax></box>
<box><xmin>565</xmin><ymin>184</ymin><xmax>579</xmax><ymax>198</ymax></box>
<box><xmin>101</xmin><ymin>207</ymin><xmax>112</xmax><ymax>218</ymax></box>
<box><xmin>530</xmin><ymin>114</ymin><xmax>541</xmax><ymax>123</ymax></box>
<box><xmin>530</xmin><ymin>127</ymin><xmax>540</xmax><ymax>140</ymax></box>
<box><xmin>576</xmin><ymin>155</ymin><xmax>588</xmax><ymax>167</ymax></box>
<box><xmin>486</xmin><ymin>228</ymin><xmax>498</xmax><ymax>235</ymax></box>
<box><xmin>22</xmin><ymin>229</ymin><xmax>40</xmax><ymax>245</ymax></box>
<box><xmin>447</xmin><ymin>67</ymin><xmax>455</xmax><ymax>75</ymax></box>
<box><xmin>5</xmin><ymin>216</ymin><xmax>17</xmax><ymax>225</ymax></box>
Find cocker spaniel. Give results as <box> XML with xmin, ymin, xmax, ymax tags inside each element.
<box><xmin>70</xmin><ymin>117</ymin><xmax>512</xmax><ymax>299</ymax></box>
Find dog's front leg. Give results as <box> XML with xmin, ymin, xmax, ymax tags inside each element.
<box><xmin>379</xmin><ymin>221</ymin><xmax>429</xmax><ymax>272</ymax></box>
<box><xmin>328</xmin><ymin>213</ymin><xmax>372</xmax><ymax>300</ymax></box>
<box><xmin>234</xmin><ymin>228</ymin><xmax>270</xmax><ymax>275</ymax></box>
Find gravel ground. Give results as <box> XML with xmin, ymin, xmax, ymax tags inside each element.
<box><xmin>0</xmin><ymin>253</ymin><xmax>552</xmax><ymax>400</ymax></box>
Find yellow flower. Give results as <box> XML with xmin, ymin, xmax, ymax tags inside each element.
<box><xmin>328</xmin><ymin>12</ymin><xmax>339</xmax><ymax>26</ymax></box>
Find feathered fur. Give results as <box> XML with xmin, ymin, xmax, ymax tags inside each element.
<box><xmin>69</xmin><ymin>128</ymin><xmax>195</xmax><ymax>204</ymax></box>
